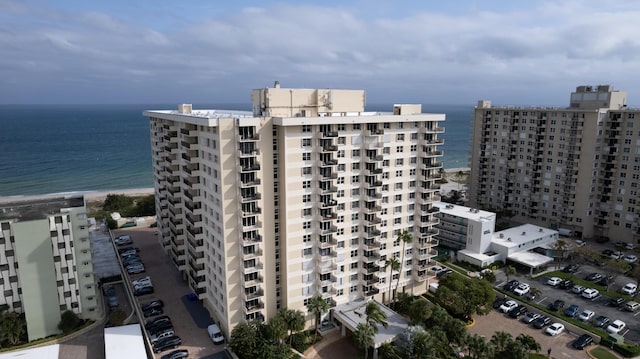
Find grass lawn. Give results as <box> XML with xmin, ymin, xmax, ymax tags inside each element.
<box><xmin>589</xmin><ymin>346</ymin><xmax>620</xmax><ymax>359</ymax></box>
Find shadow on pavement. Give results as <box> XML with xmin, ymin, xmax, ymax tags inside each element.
<box><xmin>180</xmin><ymin>294</ymin><xmax>214</xmax><ymax>328</ymax></box>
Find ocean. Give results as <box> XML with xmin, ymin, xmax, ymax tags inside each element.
<box><xmin>0</xmin><ymin>104</ymin><xmax>473</xmax><ymax>196</ymax></box>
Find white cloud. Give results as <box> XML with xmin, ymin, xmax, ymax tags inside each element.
<box><xmin>2</xmin><ymin>0</ymin><xmax>640</xmax><ymax>104</ymax></box>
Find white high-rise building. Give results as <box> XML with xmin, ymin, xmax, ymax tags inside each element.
<box><xmin>144</xmin><ymin>83</ymin><xmax>445</xmax><ymax>336</ymax></box>
<box><xmin>470</xmin><ymin>85</ymin><xmax>640</xmax><ymax>244</ymax></box>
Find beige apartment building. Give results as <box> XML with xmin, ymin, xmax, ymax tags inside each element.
<box><xmin>144</xmin><ymin>83</ymin><xmax>444</xmax><ymax>336</ymax></box>
<box><xmin>469</xmin><ymin>85</ymin><xmax>640</xmax><ymax>244</ymax></box>
<box><xmin>0</xmin><ymin>195</ymin><xmax>98</xmax><ymax>341</ymax></box>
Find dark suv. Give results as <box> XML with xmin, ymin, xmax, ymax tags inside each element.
<box><xmin>134</xmin><ymin>286</ymin><xmax>154</xmax><ymax>297</ymax></box>
<box><xmin>153</xmin><ymin>336</ymin><xmax>182</xmax><ymax>353</ymax></box>
<box><xmin>572</xmin><ymin>334</ymin><xmax>593</xmax><ymax>350</ymax></box>
<box><xmin>548</xmin><ymin>299</ymin><xmax>565</xmax><ymax>311</ymax></box>
<box><xmin>508</xmin><ymin>306</ymin><xmax>527</xmax><ymax>318</ymax></box>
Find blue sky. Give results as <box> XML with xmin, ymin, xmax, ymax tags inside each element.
<box><xmin>2</xmin><ymin>0</ymin><xmax>640</xmax><ymax>105</ymax></box>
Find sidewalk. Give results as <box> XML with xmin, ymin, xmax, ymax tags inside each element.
<box><xmin>303</xmin><ymin>330</ymin><xmax>356</xmax><ymax>359</ymax></box>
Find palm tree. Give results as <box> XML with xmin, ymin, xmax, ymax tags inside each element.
<box><xmin>278</xmin><ymin>308</ymin><xmax>305</xmax><ymax>345</ymax></box>
<box><xmin>264</xmin><ymin>315</ymin><xmax>288</xmax><ymax>344</ymax></box>
<box><xmin>396</xmin><ymin>230</ymin><xmax>413</xmax><ymax>298</ymax></box>
<box><xmin>365</xmin><ymin>301</ymin><xmax>388</xmax><ymax>333</ymax></box>
<box><xmin>553</xmin><ymin>240</ymin><xmax>568</xmax><ymax>269</ymax></box>
<box><xmin>490</xmin><ymin>331</ymin><xmax>512</xmax><ymax>355</ymax></box>
<box><xmin>1</xmin><ymin>312</ymin><xmax>25</xmax><ymax>346</ymax></box>
<box><xmin>466</xmin><ymin>333</ymin><xmax>493</xmax><ymax>359</ymax></box>
<box><xmin>353</xmin><ymin>323</ymin><xmax>376</xmax><ymax>359</ymax></box>
<box><xmin>516</xmin><ymin>333</ymin><xmax>541</xmax><ymax>353</ymax></box>
<box><xmin>504</xmin><ymin>265</ymin><xmax>516</xmax><ymax>284</ymax></box>
<box><xmin>384</xmin><ymin>257</ymin><xmax>400</xmax><ymax>305</ymax></box>
<box><xmin>306</xmin><ymin>295</ymin><xmax>329</xmax><ymax>342</ymax></box>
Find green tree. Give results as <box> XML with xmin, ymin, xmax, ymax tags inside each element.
<box><xmin>103</xmin><ymin>194</ymin><xmax>134</xmax><ymax>212</ymax></box>
<box><xmin>378</xmin><ymin>342</ymin><xmax>401</xmax><ymax>359</ymax></box>
<box><xmin>434</xmin><ymin>273</ymin><xmax>494</xmax><ymax>321</ymax></box>
<box><xmin>353</xmin><ymin>323</ymin><xmax>376</xmax><ymax>359</ymax></box>
<box><xmin>516</xmin><ymin>333</ymin><xmax>540</xmax><ymax>353</ymax></box>
<box><xmin>396</xmin><ymin>230</ymin><xmax>413</xmax><ymax>298</ymax></box>
<box><xmin>58</xmin><ymin>310</ymin><xmax>81</xmax><ymax>334</ymax></box>
<box><xmin>490</xmin><ymin>331</ymin><xmax>512</xmax><ymax>356</ymax></box>
<box><xmin>481</xmin><ymin>270</ymin><xmax>496</xmax><ymax>283</ymax></box>
<box><xmin>264</xmin><ymin>315</ymin><xmax>288</xmax><ymax>344</ymax></box>
<box><xmin>504</xmin><ymin>265</ymin><xmax>516</xmax><ymax>283</ymax></box>
<box><xmin>394</xmin><ymin>292</ymin><xmax>414</xmax><ymax>314</ymax></box>
<box><xmin>1</xmin><ymin>312</ymin><xmax>26</xmax><ymax>346</ymax></box>
<box><xmin>601</xmin><ymin>257</ymin><xmax>629</xmax><ymax>291</ymax></box>
<box><xmin>552</xmin><ymin>240</ymin><xmax>568</xmax><ymax>269</ymax></box>
<box><xmin>133</xmin><ymin>195</ymin><xmax>156</xmax><ymax>216</ymax></box>
<box><xmin>365</xmin><ymin>301</ymin><xmax>388</xmax><ymax>333</ymax></box>
<box><xmin>229</xmin><ymin>321</ymin><xmax>263</xmax><ymax>359</ymax></box>
<box><xmin>384</xmin><ymin>257</ymin><xmax>400</xmax><ymax>305</ymax></box>
<box><xmin>407</xmin><ymin>298</ymin><xmax>432</xmax><ymax>326</ymax></box>
<box><xmin>465</xmin><ymin>333</ymin><xmax>493</xmax><ymax>359</ymax></box>
<box><xmin>278</xmin><ymin>308</ymin><xmax>305</xmax><ymax>345</ymax></box>
<box><xmin>306</xmin><ymin>295</ymin><xmax>329</xmax><ymax>342</ymax></box>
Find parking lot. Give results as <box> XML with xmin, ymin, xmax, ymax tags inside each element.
<box><xmin>497</xmin><ymin>261</ymin><xmax>640</xmax><ymax>343</ymax></box>
<box><xmin>468</xmin><ymin>310</ymin><xmax>590</xmax><ymax>358</ymax></box>
<box><xmin>114</xmin><ymin>227</ymin><xmax>227</xmax><ymax>358</ymax></box>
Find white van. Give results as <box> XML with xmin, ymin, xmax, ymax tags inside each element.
<box><xmin>624</xmin><ymin>301</ymin><xmax>640</xmax><ymax>312</ymax></box>
<box><xmin>207</xmin><ymin>324</ymin><xmax>224</xmax><ymax>344</ymax></box>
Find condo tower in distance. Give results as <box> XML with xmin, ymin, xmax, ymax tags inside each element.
<box><xmin>470</xmin><ymin>85</ymin><xmax>639</xmax><ymax>243</ymax></box>
<box><xmin>143</xmin><ymin>82</ymin><xmax>445</xmax><ymax>337</ymax></box>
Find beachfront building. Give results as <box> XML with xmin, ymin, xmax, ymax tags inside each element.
<box><xmin>470</xmin><ymin>85</ymin><xmax>640</xmax><ymax>244</ymax></box>
<box><xmin>0</xmin><ymin>195</ymin><xmax>98</xmax><ymax>341</ymax></box>
<box><xmin>144</xmin><ymin>82</ymin><xmax>445</xmax><ymax>337</ymax></box>
<box><xmin>434</xmin><ymin>202</ymin><xmax>557</xmax><ymax>271</ymax></box>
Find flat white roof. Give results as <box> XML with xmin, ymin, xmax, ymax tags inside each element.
<box><xmin>507</xmin><ymin>251</ymin><xmax>554</xmax><ymax>268</ymax></box>
<box><xmin>0</xmin><ymin>344</ymin><xmax>59</xmax><ymax>359</ymax></box>
<box><xmin>104</xmin><ymin>324</ymin><xmax>147</xmax><ymax>359</ymax></box>
<box><xmin>333</xmin><ymin>298</ymin><xmax>408</xmax><ymax>348</ymax></box>
<box><xmin>457</xmin><ymin>249</ymin><xmax>500</xmax><ymax>262</ymax></box>
<box><xmin>433</xmin><ymin>201</ymin><xmax>496</xmax><ymax>222</ymax></box>
<box><xmin>492</xmin><ymin>224</ymin><xmax>557</xmax><ymax>249</ymax></box>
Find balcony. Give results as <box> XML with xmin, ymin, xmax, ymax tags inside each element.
<box><xmin>364</xmin><ymin>240</ymin><xmax>381</xmax><ymax>249</ymax></box>
<box><xmin>242</xmin><ymin>220</ymin><xmax>262</xmax><ymax>232</ymax></box>
<box><xmin>363</xmin><ymin>253</ymin><xmax>380</xmax><ymax>262</ymax></box>
<box><xmin>320</xmin><ymin>186</ymin><xmax>338</xmax><ymax>194</ymax></box>
<box><xmin>369</xmin><ymin>129</ymin><xmax>384</xmax><ymax>136</ymax></box>
<box><xmin>321</xmin><ymin>226</ymin><xmax>338</xmax><ymax>235</ymax></box>
<box><xmin>365</xmin><ymin>216</ymin><xmax>381</xmax><ymax>225</ymax></box>
<box><xmin>238</xmin><ymin>149</ymin><xmax>259</xmax><ymax>158</ymax></box>
<box><xmin>243</xmin><ymin>248</ymin><xmax>263</xmax><ymax>259</ymax></box>
<box><xmin>364</xmin><ymin>205</ymin><xmax>382</xmax><ymax>213</ymax></box>
<box><xmin>416</xmin><ymin>238</ymin><xmax>438</xmax><ymax>248</ymax></box>
<box><xmin>366</xmin><ymin>265</ymin><xmax>381</xmax><ymax>273</ymax></box>
<box><xmin>238</xmin><ymin>133</ymin><xmax>260</xmax><ymax>141</ymax></box>
<box><xmin>366</xmin><ymin>287</ymin><xmax>380</xmax><ymax>296</ymax></box>
<box><xmin>319</xmin><ymin>236</ymin><xmax>336</xmax><ymax>248</ymax></box>
<box><xmin>320</xmin><ymin>210</ymin><xmax>337</xmax><ymax>220</ymax></box>
<box><xmin>242</xmin><ymin>261</ymin><xmax>264</xmax><ymax>274</ymax></box>
<box><xmin>241</xmin><ymin>193</ymin><xmax>262</xmax><ymax>203</ymax></box>
<box><xmin>365</xmin><ymin>191</ymin><xmax>382</xmax><ymax>199</ymax></box>
<box><xmin>244</xmin><ymin>300</ymin><xmax>265</xmax><ymax>313</ymax></box>
<box><xmin>320</xmin><ymin>159</ymin><xmax>338</xmax><ymax>167</ymax></box>
<box><xmin>417</xmin><ymin>249</ymin><xmax>438</xmax><ymax>260</ymax></box>
<box><xmin>365</xmin><ymin>167</ymin><xmax>383</xmax><ymax>175</ymax></box>
<box><xmin>364</xmin><ymin>229</ymin><xmax>381</xmax><ymax>238</ymax></box>
<box><xmin>321</xmin><ymin>145</ymin><xmax>338</xmax><ymax>152</ymax></box>
<box><xmin>367</xmin><ymin>155</ymin><xmax>384</xmax><ymax>162</ymax></box>
<box><xmin>243</xmin><ymin>288</ymin><xmax>264</xmax><ymax>301</ymax></box>
<box><xmin>240</xmin><ymin>178</ymin><xmax>261</xmax><ymax>188</ymax></box>
<box><xmin>243</xmin><ymin>234</ymin><xmax>262</xmax><ymax>244</ymax></box>
<box><xmin>240</xmin><ymin>163</ymin><xmax>261</xmax><ymax>172</ymax></box>
<box><xmin>242</xmin><ymin>206</ymin><xmax>262</xmax><ymax>216</ymax></box>
<box><xmin>365</xmin><ymin>180</ymin><xmax>383</xmax><ymax>188</ymax></box>
<box><xmin>320</xmin><ymin>171</ymin><xmax>338</xmax><ymax>180</ymax></box>
<box><xmin>366</xmin><ymin>275</ymin><xmax>380</xmax><ymax>285</ymax></box>
<box><xmin>413</xmin><ymin>271</ymin><xmax>429</xmax><ymax>282</ymax></box>
<box><xmin>321</xmin><ymin>199</ymin><xmax>338</xmax><ymax>208</ymax></box>
<box><xmin>322</xmin><ymin>131</ymin><xmax>338</xmax><ymax>138</ymax></box>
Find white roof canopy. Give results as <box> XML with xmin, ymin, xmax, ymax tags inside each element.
<box><xmin>507</xmin><ymin>251</ymin><xmax>554</xmax><ymax>268</ymax></box>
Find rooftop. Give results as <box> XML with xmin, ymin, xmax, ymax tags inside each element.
<box><xmin>333</xmin><ymin>298</ymin><xmax>408</xmax><ymax>348</ymax></box>
<box><xmin>492</xmin><ymin>224</ymin><xmax>557</xmax><ymax>249</ymax></box>
<box><xmin>0</xmin><ymin>194</ymin><xmax>85</xmax><ymax>222</ymax></box>
<box><xmin>433</xmin><ymin>201</ymin><xmax>495</xmax><ymax>222</ymax></box>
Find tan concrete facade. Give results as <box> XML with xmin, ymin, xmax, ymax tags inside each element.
<box><xmin>144</xmin><ymin>84</ymin><xmax>445</xmax><ymax>336</ymax></box>
<box><xmin>469</xmin><ymin>85</ymin><xmax>640</xmax><ymax>244</ymax></box>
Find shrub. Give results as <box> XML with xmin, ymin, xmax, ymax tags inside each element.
<box><xmin>58</xmin><ymin>310</ymin><xmax>81</xmax><ymax>334</ymax></box>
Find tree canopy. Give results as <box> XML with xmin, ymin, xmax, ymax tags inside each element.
<box><xmin>434</xmin><ymin>273</ymin><xmax>495</xmax><ymax>321</ymax></box>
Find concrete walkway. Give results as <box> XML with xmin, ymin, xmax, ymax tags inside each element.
<box><xmin>303</xmin><ymin>330</ymin><xmax>358</xmax><ymax>359</ymax></box>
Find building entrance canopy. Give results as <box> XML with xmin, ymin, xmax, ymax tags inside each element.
<box><xmin>507</xmin><ymin>250</ymin><xmax>554</xmax><ymax>268</ymax></box>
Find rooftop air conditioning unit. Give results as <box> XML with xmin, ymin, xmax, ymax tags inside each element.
<box><xmin>522</xmin><ymin>232</ymin><xmax>526</xmax><ymax>235</ymax></box>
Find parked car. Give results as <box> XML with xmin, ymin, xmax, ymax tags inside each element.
<box><xmin>532</xmin><ymin>316</ymin><xmax>551</xmax><ymax>329</ymax></box>
<box><xmin>118</xmin><ymin>246</ymin><xmax>140</xmax><ymax>254</ymax></box>
<box><xmin>508</xmin><ymin>305</ymin><xmax>527</xmax><ymax>318</ymax></box>
<box><xmin>143</xmin><ymin>307</ymin><xmax>164</xmax><ymax>318</ymax></box>
<box><xmin>108</xmin><ymin>296</ymin><xmax>119</xmax><ymax>309</ymax></box>
<box><xmin>151</xmin><ymin>329</ymin><xmax>176</xmax><ymax>343</ymax></box>
<box><xmin>153</xmin><ymin>336</ymin><xmax>182</xmax><ymax>353</ymax></box>
<box><xmin>562</xmin><ymin>264</ymin><xmax>580</xmax><ymax>273</ymax></box>
<box><xmin>573</xmin><ymin>334</ymin><xmax>594</xmax><ymax>350</ymax></box>
<box><xmin>499</xmin><ymin>300</ymin><xmax>518</xmax><ymax>313</ymax></box>
<box><xmin>127</xmin><ymin>263</ymin><xmax>145</xmax><ymax>274</ymax></box>
<box><xmin>610</xmin><ymin>251</ymin><xmax>624</xmax><ymax>260</ymax></box>
<box><xmin>146</xmin><ymin>315</ymin><xmax>171</xmax><ymax>329</ymax></box>
<box><xmin>575</xmin><ymin>240</ymin><xmax>586</xmax><ymax>247</ymax></box>
<box><xmin>207</xmin><ymin>323</ymin><xmax>225</xmax><ymax>344</ymax></box>
<box><xmin>142</xmin><ymin>299</ymin><xmax>164</xmax><ymax>311</ymax></box>
<box><xmin>524</xmin><ymin>291</ymin><xmax>537</xmax><ymax>301</ymax></box>
<box><xmin>161</xmin><ymin>350</ymin><xmax>189</xmax><ymax>359</ymax></box>
<box><xmin>548</xmin><ymin>299</ymin><xmax>565</xmax><ymax>311</ymax></box>
<box><xmin>504</xmin><ymin>280</ymin><xmax>519</xmax><ymax>292</ymax></box>
<box><xmin>624</xmin><ymin>301</ymin><xmax>640</xmax><ymax>312</ymax></box>
<box><xmin>602</xmin><ymin>249</ymin><xmax>614</xmax><ymax>256</ymax></box>
<box><xmin>513</xmin><ymin>283</ymin><xmax>530</xmax><ymax>296</ymax></box>
<box><xmin>626</xmin><ymin>243</ymin><xmax>637</xmax><ymax>250</ymax></box>
<box><xmin>585</xmin><ymin>273</ymin><xmax>602</xmax><ymax>282</ymax></box>
<box><xmin>622</xmin><ymin>283</ymin><xmax>638</xmax><ymax>295</ymax></box>
<box><xmin>609</xmin><ymin>297</ymin><xmax>625</xmax><ymax>307</ymax></box>
<box><xmin>521</xmin><ymin>312</ymin><xmax>540</xmax><ymax>324</ymax></box>
<box><xmin>606</xmin><ymin>320</ymin><xmax>626</xmax><ymax>334</ymax></box>
<box><xmin>559</xmin><ymin>279</ymin><xmax>574</xmax><ymax>289</ymax></box>
<box><xmin>545</xmin><ymin>323</ymin><xmax>565</xmax><ymax>336</ymax></box>
<box><xmin>581</xmin><ymin>288</ymin><xmax>600</xmax><ymax>299</ymax></box>
<box><xmin>115</xmin><ymin>235</ymin><xmax>133</xmax><ymax>246</ymax></box>
<box><xmin>597</xmin><ymin>275</ymin><xmax>615</xmax><ymax>287</ymax></box>
<box><xmin>577</xmin><ymin>309</ymin><xmax>595</xmax><ymax>321</ymax></box>
<box><xmin>134</xmin><ymin>286</ymin><xmax>154</xmax><ymax>297</ymax></box>
<box><xmin>547</xmin><ymin>277</ymin><xmax>562</xmax><ymax>286</ymax></box>
<box><xmin>132</xmin><ymin>276</ymin><xmax>152</xmax><ymax>288</ymax></box>
<box><xmin>492</xmin><ymin>297</ymin><xmax>507</xmax><ymax>309</ymax></box>
<box><xmin>624</xmin><ymin>254</ymin><xmax>638</xmax><ymax>263</ymax></box>
<box><xmin>148</xmin><ymin>322</ymin><xmax>174</xmax><ymax>336</ymax></box>
<box><xmin>594</xmin><ymin>316</ymin><xmax>610</xmax><ymax>328</ymax></box>
<box><xmin>436</xmin><ymin>269</ymin><xmax>453</xmax><ymax>278</ymax></box>
<box><xmin>571</xmin><ymin>285</ymin><xmax>585</xmax><ymax>294</ymax></box>
<box><xmin>564</xmin><ymin>304</ymin><xmax>580</xmax><ymax>317</ymax></box>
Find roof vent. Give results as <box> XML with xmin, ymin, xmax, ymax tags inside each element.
<box><xmin>499</xmin><ymin>233</ymin><xmax>504</xmax><ymax>238</ymax></box>
<box><xmin>507</xmin><ymin>238</ymin><xmax>512</xmax><ymax>241</ymax></box>
<box><xmin>178</xmin><ymin>104</ymin><xmax>192</xmax><ymax>114</ymax></box>
<box><xmin>522</xmin><ymin>231</ymin><xmax>526</xmax><ymax>235</ymax></box>
<box><xmin>539</xmin><ymin>228</ymin><xmax>543</xmax><ymax>232</ymax></box>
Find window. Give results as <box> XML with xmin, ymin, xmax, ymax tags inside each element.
<box><xmin>395</xmin><ymin>183</ymin><xmax>403</xmax><ymax>190</ymax></box>
<box><xmin>302</xmin><ymin>138</ymin><xmax>311</xmax><ymax>147</ymax></box>
<box><xmin>395</xmin><ymin>194</ymin><xmax>402</xmax><ymax>201</ymax></box>
<box><xmin>303</xmin><ymin>194</ymin><xmax>311</xmax><ymax>203</ymax></box>
<box><xmin>395</xmin><ymin>170</ymin><xmax>403</xmax><ymax>177</ymax></box>
<box><xmin>302</xmin><ymin>167</ymin><xmax>312</xmax><ymax>175</ymax></box>
<box><xmin>303</xmin><ymin>208</ymin><xmax>312</xmax><ymax>216</ymax></box>
<box><xmin>352</xmin><ymin>163</ymin><xmax>360</xmax><ymax>170</ymax></box>
<box><xmin>303</xmin><ymin>221</ymin><xmax>311</xmax><ymax>229</ymax></box>
<box><xmin>352</xmin><ymin>149</ymin><xmax>361</xmax><ymax>157</ymax></box>
<box><xmin>397</xmin><ymin>134</ymin><xmax>405</xmax><ymax>141</ymax></box>
<box><xmin>303</xmin><ymin>248</ymin><xmax>312</xmax><ymax>256</ymax></box>
<box><xmin>303</xmin><ymin>180</ymin><xmax>311</xmax><ymax>188</ymax></box>
<box><xmin>337</xmin><ymin>150</ymin><xmax>345</xmax><ymax>158</ymax></box>
<box><xmin>337</xmin><ymin>137</ymin><xmax>346</xmax><ymax>145</ymax></box>
<box><xmin>353</xmin><ymin>124</ymin><xmax>361</xmax><ymax>130</ymax></box>
<box><xmin>303</xmin><ymin>234</ymin><xmax>311</xmax><ymax>242</ymax></box>
<box><xmin>396</xmin><ymin>159</ymin><xmax>404</xmax><ymax>166</ymax></box>
<box><xmin>396</xmin><ymin>146</ymin><xmax>404</xmax><ymax>153</ymax></box>
<box><xmin>302</xmin><ymin>153</ymin><xmax>311</xmax><ymax>161</ymax></box>
<box><xmin>352</xmin><ymin>175</ymin><xmax>360</xmax><ymax>183</ymax></box>
<box><xmin>302</xmin><ymin>125</ymin><xmax>312</xmax><ymax>133</ymax></box>
<box><xmin>351</xmin><ymin>188</ymin><xmax>360</xmax><ymax>196</ymax></box>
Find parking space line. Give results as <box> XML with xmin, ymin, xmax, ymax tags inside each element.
<box><xmin>536</xmin><ymin>297</ymin><xmax>547</xmax><ymax>304</ymax></box>
<box><xmin>634</xmin><ymin>311</ymin><xmax>640</xmax><ymax>317</ymax></box>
